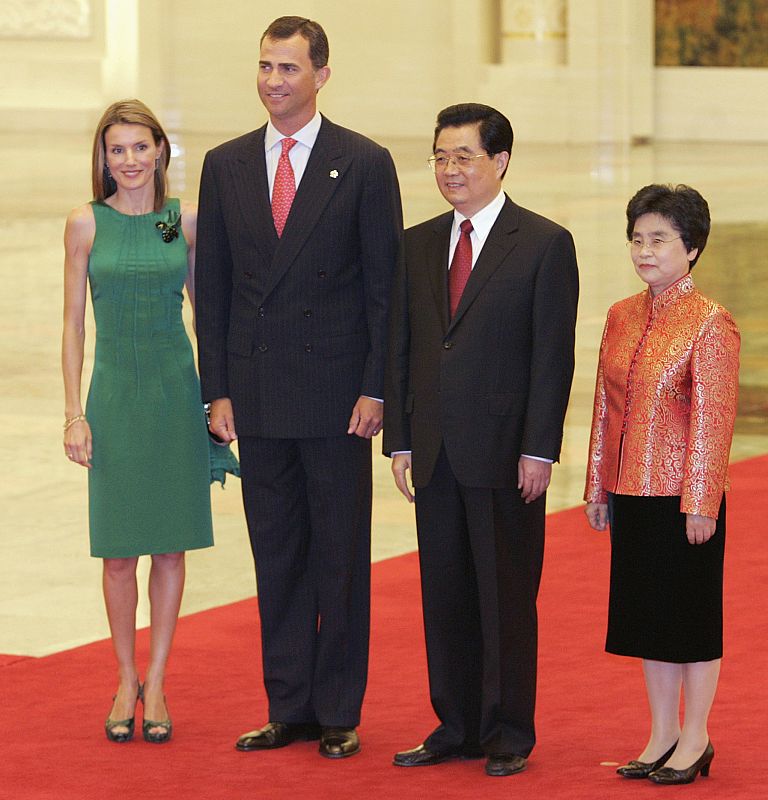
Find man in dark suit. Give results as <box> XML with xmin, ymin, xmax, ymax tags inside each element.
<box><xmin>384</xmin><ymin>104</ymin><xmax>578</xmax><ymax>777</ymax></box>
<box><xmin>195</xmin><ymin>16</ymin><xmax>402</xmax><ymax>759</ymax></box>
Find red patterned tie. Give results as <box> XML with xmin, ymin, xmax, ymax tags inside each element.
<box><xmin>449</xmin><ymin>219</ymin><xmax>473</xmax><ymax>317</ymax></box>
<box><xmin>272</xmin><ymin>137</ymin><xmax>297</xmax><ymax>237</ymax></box>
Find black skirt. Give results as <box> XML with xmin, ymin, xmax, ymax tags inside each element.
<box><xmin>606</xmin><ymin>493</ymin><xmax>725</xmax><ymax>663</ymax></box>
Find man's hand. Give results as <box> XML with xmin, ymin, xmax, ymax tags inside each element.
<box><xmin>392</xmin><ymin>453</ymin><xmax>414</xmax><ymax>503</ymax></box>
<box><xmin>517</xmin><ymin>456</ymin><xmax>551</xmax><ymax>503</ymax></box>
<box><xmin>686</xmin><ymin>513</ymin><xmax>716</xmax><ymax>545</ymax></box>
<box><xmin>208</xmin><ymin>397</ymin><xmax>237</xmax><ymax>442</ymax></box>
<box><xmin>347</xmin><ymin>396</ymin><xmax>383</xmax><ymax>439</ymax></box>
<box><xmin>585</xmin><ymin>502</ymin><xmax>609</xmax><ymax>531</ymax></box>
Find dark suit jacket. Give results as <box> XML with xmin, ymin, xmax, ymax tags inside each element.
<box><xmin>195</xmin><ymin>116</ymin><xmax>402</xmax><ymax>438</ymax></box>
<box><xmin>384</xmin><ymin>196</ymin><xmax>579</xmax><ymax>488</ymax></box>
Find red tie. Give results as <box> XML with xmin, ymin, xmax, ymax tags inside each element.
<box><xmin>272</xmin><ymin>137</ymin><xmax>297</xmax><ymax>237</ymax></box>
<box><xmin>449</xmin><ymin>219</ymin><xmax>473</xmax><ymax>317</ymax></box>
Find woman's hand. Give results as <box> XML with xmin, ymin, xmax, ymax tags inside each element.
<box><xmin>585</xmin><ymin>502</ymin><xmax>609</xmax><ymax>531</ymax></box>
<box><xmin>685</xmin><ymin>513</ymin><xmax>716</xmax><ymax>544</ymax></box>
<box><xmin>64</xmin><ymin>418</ymin><xmax>92</xmax><ymax>468</ymax></box>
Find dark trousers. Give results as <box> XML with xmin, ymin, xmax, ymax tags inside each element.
<box><xmin>416</xmin><ymin>447</ymin><xmax>545</xmax><ymax>756</ymax></box>
<box><xmin>238</xmin><ymin>434</ymin><xmax>372</xmax><ymax>727</ymax></box>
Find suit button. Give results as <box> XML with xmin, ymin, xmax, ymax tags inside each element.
<box><xmin>258</xmin><ymin>344</ymin><xmax>268</xmax><ymax>353</ymax></box>
<box><xmin>244</xmin><ymin>271</ymin><xmax>253</xmax><ymax>279</ymax></box>
<box><xmin>317</xmin><ymin>270</ymin><xmax>327</xmax><ymax>278</ymax></box>
<box><xmin>304</xmin><ymin>344</ymin><xmax>313</xmax><ymax>353</ymax></box>
<box><xmin>257</xmin><ymin>306</ymin><xmax>265</xmax><ymax>317</ymax></box>
<box><xmin>443</xmin><ymin>341</ymin><xmax>453</xmax><ymax>349</ymax></box>
<box><xmin>303</xmin><ymin>309</ymin><xmax>312</xmax><ymax>317</ymax></box>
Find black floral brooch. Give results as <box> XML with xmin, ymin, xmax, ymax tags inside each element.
<box><xmin>156</xmin><ymin>209</ymin><xmax>181</xmax><ymax>243</ymax></box>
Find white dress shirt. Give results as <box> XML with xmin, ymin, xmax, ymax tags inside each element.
<box><xmin>447</xmin><ymin>189</ymin><xmax>506</xmax><ymax>270</ymax></box>
<box><xmin>264</xmin><ymin>111</ymin><xmax>322</xmax><ymax>198</ymax></box>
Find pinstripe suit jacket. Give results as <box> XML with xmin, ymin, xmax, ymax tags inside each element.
<box><xmin>195</xmin><ymin>116</ymin><xmax>403</xmax><ymax>438</ymax></box>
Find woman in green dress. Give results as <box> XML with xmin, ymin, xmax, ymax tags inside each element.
<box><xmin>62</xmin><ymin>100</ymin><xmax>214</xmax><ymax>744</ymax></box>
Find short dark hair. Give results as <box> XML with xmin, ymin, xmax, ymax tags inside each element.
<box><xmin>261</xmin><ymin>16</ymin><xmax>329</xmax><ymax>69</ymax></box>
<box><xmin>433</xmin><ymin>103</ymin><xmax>514</xmax><ymax>177</ymax></box>
<box><xmin>626</xmin><ymin>184</ymin><xmax>710</xmax><ymax>267</ymax></box>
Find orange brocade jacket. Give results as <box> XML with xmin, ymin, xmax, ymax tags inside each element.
<box><xmin>584</xmin><ymin>274</ymin><xmax>740</xmax><ymax>519</ymax></box>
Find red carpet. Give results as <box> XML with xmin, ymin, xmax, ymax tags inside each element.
<box><xmin>3</xmin><ymin>455</ymin><xmax>767</xmax><ymax>799</ymax></box>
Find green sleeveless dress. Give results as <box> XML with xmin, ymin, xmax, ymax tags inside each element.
<box><xmin>86</xmin><ymin>199</ymin><xmax>214</xmax><ymax>558</ymax></box>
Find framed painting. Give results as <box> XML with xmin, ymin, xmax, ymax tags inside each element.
<box><xmin>656</xmin><ymin>0</ymin><xmax>768</xmax><ymax>66</ymax></box>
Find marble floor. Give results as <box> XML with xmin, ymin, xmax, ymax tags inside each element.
<box><xmin>1</xmin><ymin>129</ymin><xmax>766</xmax><ymax>657</ymax></box>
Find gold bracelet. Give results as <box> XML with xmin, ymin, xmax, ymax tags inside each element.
<box><xmin>63</xmin><ymin>414</ymin><xmax>87</xmax><ymax>431</ymax></box>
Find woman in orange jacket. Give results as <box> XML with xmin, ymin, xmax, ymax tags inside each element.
<box><xmin>585</xmin><ymin>184</ymin><xmax>739</xmax><ymax>785</ymax></box>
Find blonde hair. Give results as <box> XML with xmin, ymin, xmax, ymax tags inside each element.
<box><xmin>91</xmin><ymin>99</ymin><xmax>171</xmax><ymax>212</ymax></box>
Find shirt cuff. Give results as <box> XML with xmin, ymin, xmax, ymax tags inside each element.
<box><xmin>521</xmin><ymin>454</ymin><xmax>553</xmax><ymax>464</ymax></box>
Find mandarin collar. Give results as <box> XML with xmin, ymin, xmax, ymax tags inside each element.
<box><xmin>645</xmin><ymin>273</ymin><xmax>695</xmax><ymax>314</ymax></box>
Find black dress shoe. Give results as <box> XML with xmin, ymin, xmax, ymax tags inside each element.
<box><xmin>616</xmin><ymin>741</ymin><xmax>678</xmax><ymax>778</ymax></box>
<box><xmin>235</xmin><ymin>722</ymin><xmax>321</xmax><ymax>751</ymax></box>
<box><xmin>319</xmin><ymin>727</ymin><xmax>360</xmax><ymax>759</ymax></box>
<box><xmin>648</xmin><ymin>741</ymin><xmax>714</xmax><ymax>785</ymax></box>
<box><xmin>393</xmin><ymin>743</ymin><xmax>469</xmax><ymax>767</ymax></box>
<box><xmin>485</xmin><ymin>754</ymin><xmax>527</xmax><ymax>777</ymax></box>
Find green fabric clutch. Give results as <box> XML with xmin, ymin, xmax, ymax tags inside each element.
<box><xmin>209</xmin><ymin>437</ymin><xmax>240</xmax><ymax>487</ymax></box>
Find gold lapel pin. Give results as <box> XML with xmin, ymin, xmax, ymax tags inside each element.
<box><xmin>329</xmin><ymin>169</ymin><xmax>339</xmax><ymax>179</ymax></box>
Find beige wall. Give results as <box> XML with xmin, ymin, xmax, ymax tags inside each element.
<box><xmin>160</xmin><ymin>0</ymin><xmax>487</xmax><ymax>138</ymax></box>
<box><xmin>655</xmin><ymin>67</ymin><xmax>768</xmax><ymax>141</ymax></box>
<box><xmin>0</xmin><ymin>0</ymin><xmax>106</xmax><ymax>130</ymax></box>
<box><xmin>1</xmin><ymin>0</ymin><xmax>767</xmax><ymax>142</ymax></box>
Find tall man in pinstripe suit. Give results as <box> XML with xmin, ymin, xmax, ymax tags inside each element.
<box><xmin>195</xmin><ymin>16</ymin><xmax>402</xmax><ymax>759</ymax></box>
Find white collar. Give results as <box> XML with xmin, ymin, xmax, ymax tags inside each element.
<box><xmin>265</xmin><ymin>111</ymin><xmax>322</xmax><ymax>152</ymax></box>
<box><xmin>452</xmin><ymin>189</ymin><xmax>506</xmax><ymax>239</ymax></box>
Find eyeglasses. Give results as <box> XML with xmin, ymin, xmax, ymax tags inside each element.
<box><xmin>627</xmin><ymin>236</ymin><xmax>682</xmax><ymax>252</ymax></box>
<box><xmin>427</xmin><ymin>152</ymin><xmax>491</xmax><ymax>173</ymax></box>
